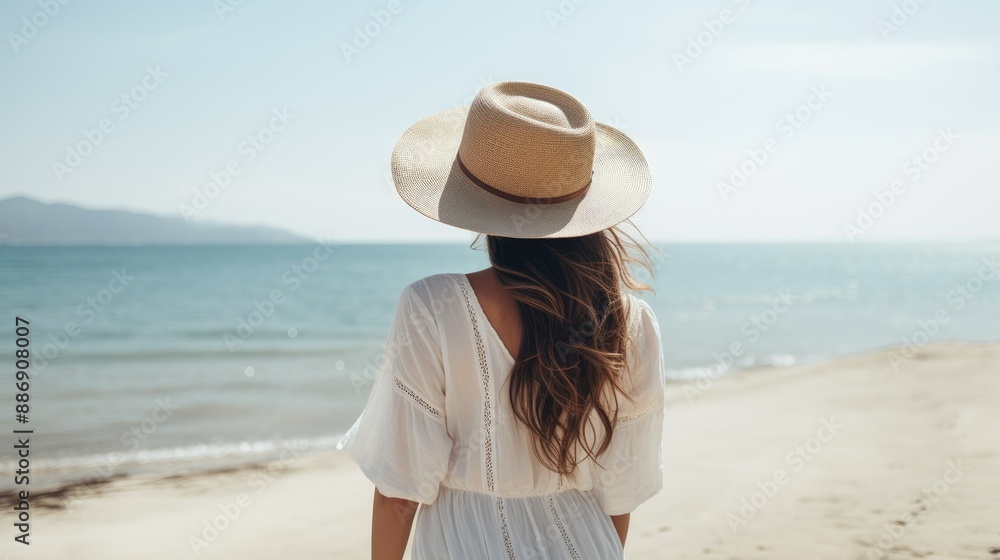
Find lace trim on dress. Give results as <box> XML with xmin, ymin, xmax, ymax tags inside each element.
<box><xmin>458</xmin><ymin>276</ymin><xmax>496</xmax><ymax>493</ymax></box>
<box><xmin>459</xmin><ymin>275</ymin><xmax>515</xmax><ymax>560</ymax></box>
<box><xmin>392</xmin><ymin>377</ymin><xmax>443</xmax><ymax>422</ymax></box>
<box><xmin>496</xmin><ymin>496</ymin><xmax>516</xmax><ymax>559</ymax></box>
<box><xmin>547</xmin><ymin>495</ymin><xmax>581</xmax><ymax>560</ymax></box>
<box><xmin>615</xmin><ymin>408</ymin><xmax>652</xmax><ymax>426</ymax></box>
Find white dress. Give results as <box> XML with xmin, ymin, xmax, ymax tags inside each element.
<box><xmin>336</xmin><ymin>272</ymin><xmax>666</xmax><ymax>559</ymax></box>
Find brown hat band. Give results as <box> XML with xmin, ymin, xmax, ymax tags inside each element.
<box><xmin>456</xmin><ymin>155</ymin><xmax>591</xmax><ymax>205</ymax></box>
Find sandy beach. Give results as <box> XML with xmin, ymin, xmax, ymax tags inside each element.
<box><xmin>9</xmin><ymin>341</ymin><xmax>999</xmax><ymax>559</ymax></box>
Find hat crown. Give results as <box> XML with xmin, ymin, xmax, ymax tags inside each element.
<box><xmin>457</xmin><ymin>82</ymin><xmax>596</xmax><ymax>199</ymax></box>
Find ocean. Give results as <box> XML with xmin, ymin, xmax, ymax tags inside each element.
<box><xmin>1</xmin><ymin>242</ymin><xmax>998</xmax><ymax>491</ymax></box>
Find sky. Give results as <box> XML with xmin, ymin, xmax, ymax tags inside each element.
<box><xmin>1</xmin><ymin>0</ymin><xmax>998</xmax><ymax>243</ymax></box>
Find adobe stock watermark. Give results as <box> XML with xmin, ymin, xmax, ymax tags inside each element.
<box><xmin>189</xmin><ymin>438</ymin><xmax>310</xmax><ymax>555</ymax></box>
<box><xmin>179</xmin><ymin>107</ymin><xmax>294</xmax><ymax>221</ymax></box>
<box><xmin>717</xmin><ymin>85</ymin><xmax>833</xmax><ymax>203</ymax></box>
<box><xmin>523</xmin><ymin>497</ymin><xmax>587</xmax><ymax>559</ymax></box>
<box><xmin>630</xmin><ymin>242</ymin><xmax>671</xmax><ymax>288</ymax></box>
<box><xmin>7</xmin><ymin>0</ymin><xmax>73</xmax><ymax>53</ymax></box>
<box><xmin>517</xmin><ymin>447</ymin><xmax>638</xmax><ymax>558</ymax></box>
<box><xmin>672</xmin><ymin>0</ymin><xmax>752</xmax><ymax>72</ymax></box>
<box><xmin>30</xmin><ymin>268</ymin><xmax>136</xmax><ymax>372</ymax></box>
<box><xmin>500</xmin><ymin>117</ymin><xmax>630</xmax><ymax>237</ymax></box>
<box><xmin>877</xmin><ymin>0</ymin><xmax>930</xmax><ymax>41</ymax></box>
<box><xmin>886</xmin><ymin>254</ymin><xmax>999</xmax><ymax>371</ymax></box>
<box><xmin>684</xmin><ymin>288</ymin><xmax>796</xmax><ymax>403</ymax></box>
<box><xmin>381</xmin><ymin>75</ymin><xmax>497</xmax><ymax>195</ymax></box>
<box><xmin>51</xmin><ymin>66</ymin><xmax>168</xmax><ymax>183</ymax></box>
<box><xmin>212</xmin><ymin>0</ymin><xmax>248</xmax><ymax>21</ymax></box>
<box><xmin>340</xmin><ymin>0</ymin><xmax>404</xmax><ymax>64</ymax></box>
<box><xmin>450</xmin><ymin>75</ymin><xmax>496</xmax><ymax>111</ymax></box>
<box><xmin>119</xmin><ymin>398</ymin><xmax>180</xmax><ymax>449</ymax></box>
<box><xmin>378</xmin><ymin>404</ymin><xmax>505</xmax><ymax>526</ymax></box>
<box><xmin>222</xmin><ymin>240</ymin><xmax>336</xmax><ymax>352</ymax></box>
<box><xmin>843</xmin><ymin>127</ymin><xmax>958</xmax><ymax>241</ymax></box>
<box><xmin>39</xmin><ymin>397</ymin><xmax>182</xmax><ymax>515</ymax></box>
<box><xmin>727</xmin><ymin>417</ymin><xmax>842</xmax><ymax>532</ymax></box>
<box><xmin>544</xmin><ymin>0</ymin><xmax>588</xmax><ymax>30</ymax></box>
<box><xmin>863</xmin><ymin>459</ymin><xmax>966</xmax><ymax>559</ymax></box>
<box><xmin>348</xmin><ymin>283</ymin><xmax>454</xmax><ymax>394</ymax></box>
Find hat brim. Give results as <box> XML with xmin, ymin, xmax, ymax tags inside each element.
<box><xmin>391</xmin><ymin>106</ymin><xmax>652</xmax><ymax>239</ymax></box>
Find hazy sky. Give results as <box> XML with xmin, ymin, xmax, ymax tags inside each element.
<box><xmin>2</xmin><ymin>0</ymin><xmax>997</xmax><ymax>243</ymax></box>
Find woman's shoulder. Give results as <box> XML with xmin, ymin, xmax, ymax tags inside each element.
<box><xmin>619</xmin><ymin>292</ymin><xmax>665</xmax><ymax>410</ymax></box>
<box><xmin>622</xmin><ymin>293</ymin><xmax>662</xmax><ymax>384</ymax></box>
<box><xmin>399</xmin><ymin>273</ymin><xmax>467</xmax><ymax>315</ymax></box>
<box><xmin>623</xmin><ymin>292</ymin><xmax>656</xmax><ymax>341</ymax></box>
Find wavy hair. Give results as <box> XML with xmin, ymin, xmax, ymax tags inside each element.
<box><xmin>472</xmin><ymin>221</ymin><xmax>658</xmax><ymax>476</ymax></box>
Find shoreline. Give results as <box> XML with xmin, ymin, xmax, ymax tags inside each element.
<box><xmin>8</xmin><ymin>340</ymin><xmax>999</xmax><ymax>559</ymax></box>
<box><xmin>17</xmin><ymin>336</ymin><xmax>999</xmax><ymax>499</ymax></box>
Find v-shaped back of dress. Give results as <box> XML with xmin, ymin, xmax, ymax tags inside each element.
<box><xmin>457</xmin><ymin>273</ymin><xmax>518</xmax><ymax>365</ymax></box>
<box><xmin>436</xmin><ymin>272</ymin><xmax>660</xmax><ymax>497</ymax></box>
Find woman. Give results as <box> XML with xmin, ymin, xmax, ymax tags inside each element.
<box><xmin>337</xmin><ymin>81</ymin><xmax>666</xmax><ymax>559</ymax></box>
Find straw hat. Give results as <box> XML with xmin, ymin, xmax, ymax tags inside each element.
<box><xmin>390</xmin><ymin>81</ymin><xmax>652</xmax><ymax>239</ymax></box>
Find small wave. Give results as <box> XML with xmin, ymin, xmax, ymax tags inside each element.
<box><xmin>36</xmin><ymin>346</ymin><xmax>368</xmax><ymax>363</ymax></box>
<box><xmin>664</xmin><ymin>352</ymin><xmax>805</xmax><ymax>382</ymax></box>
<box><xmin>0</xmin><ymin>434</ymin><xmax>346</xmax><ymax>477</ymax></box>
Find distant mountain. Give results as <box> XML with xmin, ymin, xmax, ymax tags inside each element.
<box><xmin>0</xmin><ymin>196</ymin><xmax>310</xmax><ymax>245</ymax></box>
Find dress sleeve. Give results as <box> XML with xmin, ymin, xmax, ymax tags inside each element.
<box><xmin>336</xmin><ymin>282</ymin><xmax>453</xmax><ymax>504</ymax></box>
<box><xmin>592</xmin><ymin>298</ymin><xmax>666</xmax><ymax>516</ymax></box>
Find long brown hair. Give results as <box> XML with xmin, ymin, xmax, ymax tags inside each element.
<box><xmin>472</xmin><ymin>221</ymin><xmax>657</xmax><ymax>476</ymax></box>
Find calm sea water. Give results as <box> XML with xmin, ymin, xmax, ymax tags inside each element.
<box><xmin>1</xmin><ymin>243</ymin><xmax>998</xmax><ymax>490</ymax></box>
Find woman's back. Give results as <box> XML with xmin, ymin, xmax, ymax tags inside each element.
<box><xmin>338</xmin><ymin>272</ymin><xmax>666</xmax><ymax>558</ymax></box>
<box><xmin>466</xmin><ymin>267</ymin><xmax>523</xmax><ymax>361</ymax></box>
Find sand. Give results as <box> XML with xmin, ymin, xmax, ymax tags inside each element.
<box><xmin>6</xmin><ymin>342</ymin><xmax>999</xmax><ymax>559</ymax></box>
